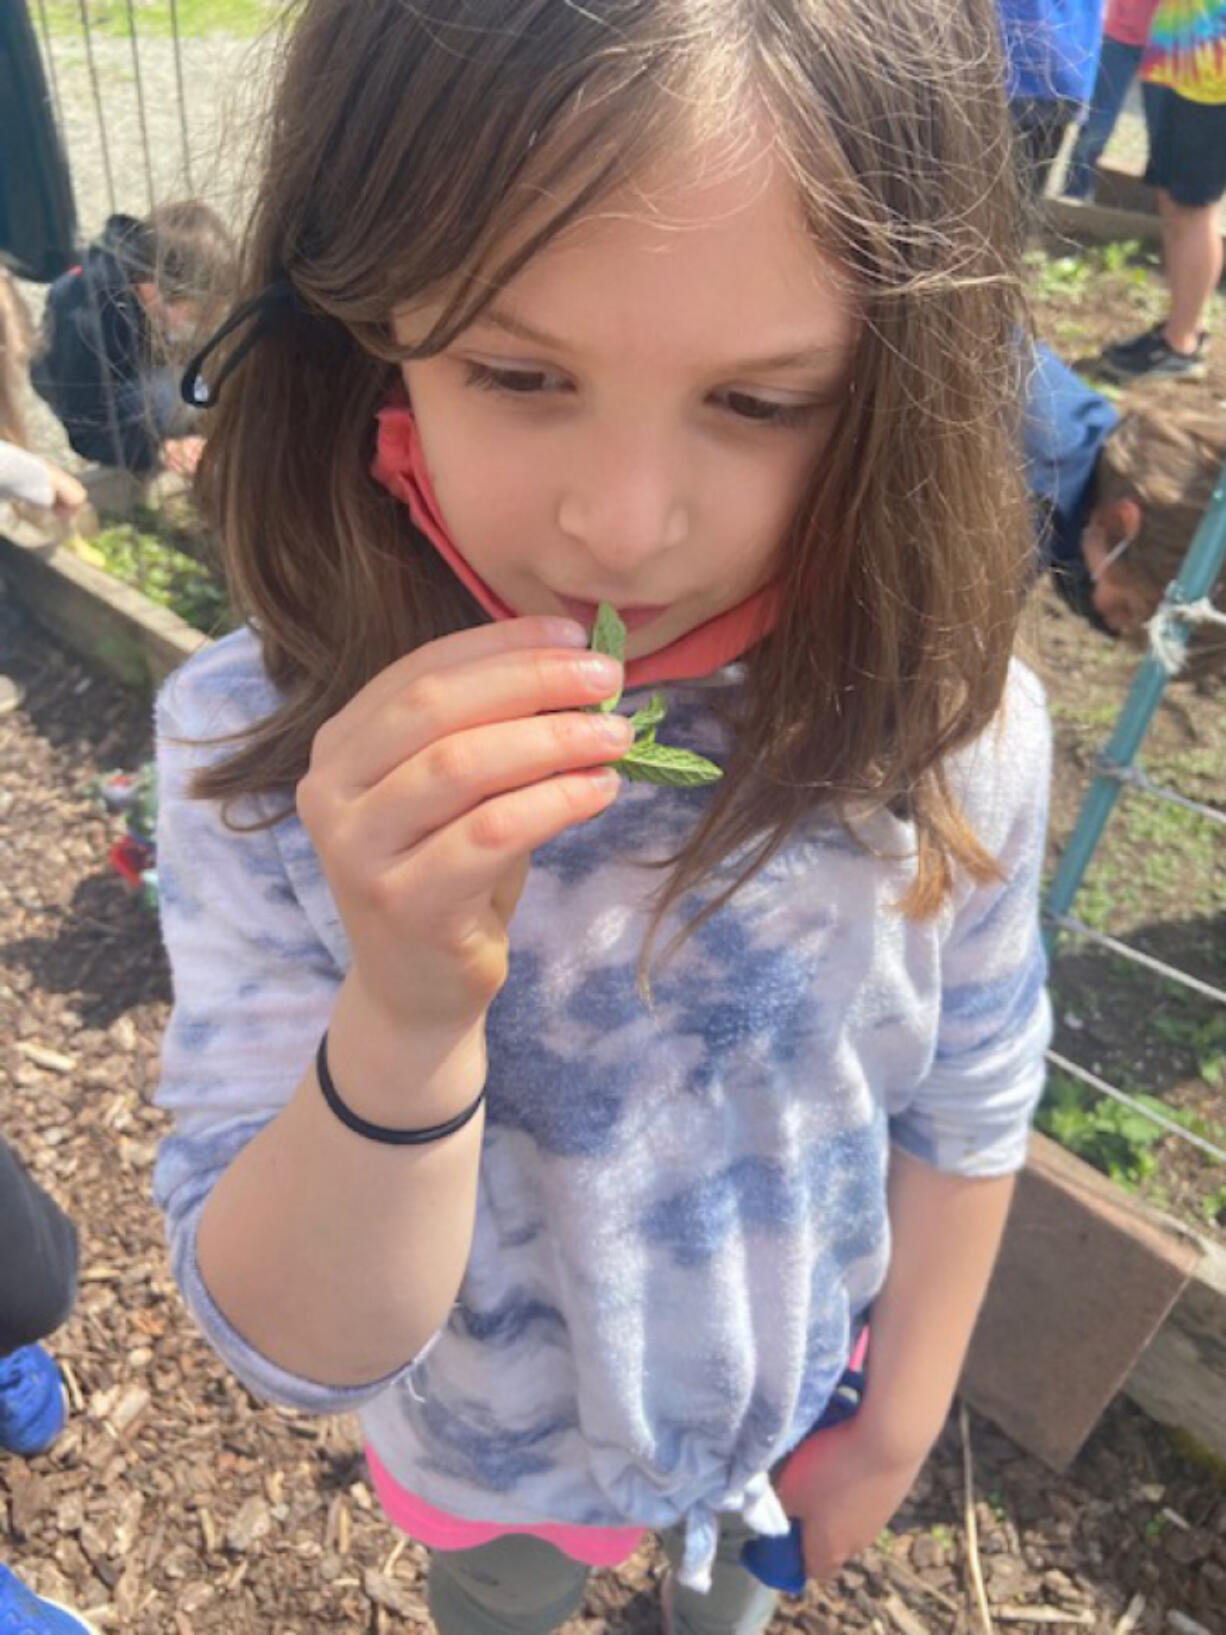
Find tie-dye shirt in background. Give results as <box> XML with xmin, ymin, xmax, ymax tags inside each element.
<box><xmin>152</xmin><ymin>627</ymin><xmax>1052</xmax><ymax>1590</ymax></box>
<box><xmin>1143</xmin><ymin>0</ymin><xmax>1226</xmax><ymax>99</ymax></box>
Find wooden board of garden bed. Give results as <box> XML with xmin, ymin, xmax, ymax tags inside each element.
<box><xmin>2</xmin><ymin>511</ymin><xmax>1225</xmax><ymax>1472</ymax></box>
<box><xmin>0</xmin><ymin>514</ymin><xmax>206</xmax><ymax>690</ymax></box>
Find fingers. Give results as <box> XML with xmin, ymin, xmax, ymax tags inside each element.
<box><xmin>353</xmin><ymin>709</ymin><xmax>634</xmax><ymax>854</ymax></box>
<box><xmin>374</xmin><ymin>765</ymin><xmax>622</xmax><ymax>932</ymax></box>
<box><xmin>326</xmin><ymin>643</ymin><xmax>622</xmax><ymax>791</ymax></box>
<box><xmin>319</xmin><ymin>616</ymin><xmax>591</xmax><ymax>754</ymax></box>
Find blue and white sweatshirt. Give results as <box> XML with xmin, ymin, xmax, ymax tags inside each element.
<box><xmin>152</xmin><ymin>626</ymin><xmax>1052</xmax><ymax>1589</ymax></box>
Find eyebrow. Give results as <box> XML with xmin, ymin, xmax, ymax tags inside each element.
<box><xmin>473</xmin><ymin>305</ymin><xmax>849</xmax><ymax>374</ymax></box>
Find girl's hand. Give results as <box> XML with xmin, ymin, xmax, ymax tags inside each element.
<box><xmin>46</xmin><ymin>463</ymin><xmax>87</xmax><ymax>515</ymax></box>
<box><xmin>296</xmin><ymin>616</ymin><xmax>631</xmax><ymax>1044</ymax></box>
<box><xmin>162</xmin><ymin>435</ymin><xmax>206</xmax><ymax>477</ymax></box>
<box><xmin>774</xmin><ymin>1416</ymin><xmax>931</xmax><ymax>1584</ymax></box>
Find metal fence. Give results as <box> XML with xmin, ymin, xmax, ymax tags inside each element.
<box><xmin>8</xmin><ymin>2</ymin><xmax>268</xmax><ymax>619</ymax></box>
<box><xmin>1044</xmin><ymin>461</ymin><xmax>1226</xmax><ymax>1175</ymax></box>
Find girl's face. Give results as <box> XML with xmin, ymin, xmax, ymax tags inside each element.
<box><xmin>395</xmin><ymin>141</ymin><xmax>858</xmax><ymax>660</ymax></box>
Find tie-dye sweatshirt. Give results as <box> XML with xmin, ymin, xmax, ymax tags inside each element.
<box><xmin>152</xmin><ymin>626</ymin><xmax>1052</xmax><ymax>1591</ymax></box>
<box><xmin>1143</xmin><ymin>0</ymin><xmax>1226</xmax><ymax>100</ymax></box>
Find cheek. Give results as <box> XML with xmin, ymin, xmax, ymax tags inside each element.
<box><xmin>429</xmin><ymin>441</ymin><xmax>546</xmax><ymax>557</ymax></box>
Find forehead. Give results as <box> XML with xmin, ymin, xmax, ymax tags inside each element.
<box><xmin>398</xmin><ymin>135</ymin><xmax>857</xmax><ymax>363</ymax></box>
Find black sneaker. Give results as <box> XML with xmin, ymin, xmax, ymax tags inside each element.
<box><xmin>1099</xmin><ymin>324</ymin><xmax>1207</xmax><ymax>382</ymax></box>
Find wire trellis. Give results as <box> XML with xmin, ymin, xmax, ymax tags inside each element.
<box><xmin>1044</xmin><ymin>464</ymin><xmax>1226</xmax><ymax>1176</ymax></box>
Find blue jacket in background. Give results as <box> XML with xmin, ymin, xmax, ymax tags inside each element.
<box><xmin>998</xmin><ymin>0</ymin><xmax>1107</xmax><ymax>104</ymax></box>
<box><xmin>1023</xmin><ymin>341</ymin><xmax>1118</xmax><ymax>631</ymax></box>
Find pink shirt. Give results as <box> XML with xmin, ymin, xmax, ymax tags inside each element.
<box><xmin>1105</xmin><ymin>0</ymin><xmax>1160</xmax><ymax>46</ymax></box>
<box><xmin>366</xmin><ymin>1444</ymin><xmax>646</xmax><ymax>1565</ymax></box>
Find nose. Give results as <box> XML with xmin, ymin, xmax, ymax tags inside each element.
<box><xmin>556</xmin><ymin>422</ymin><xmax>689</xmax><ymax>571</ymax></box>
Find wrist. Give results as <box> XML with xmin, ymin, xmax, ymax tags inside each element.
<box><xmin>852</xmin><ymin>1384</ymin><xmax>947</xmax><ymax>1470</ymax></box>
<box><xmin>326</xmin><ymin>975</ymin><xmax>488</xmax><ymax>1130</ymax></box>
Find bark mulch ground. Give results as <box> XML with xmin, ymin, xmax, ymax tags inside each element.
<box><xmin>1</xmin><ymin>584</ymin><xmax>1223</xmax><ymax>1634</ymax></box>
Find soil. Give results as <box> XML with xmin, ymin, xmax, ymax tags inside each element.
<box><xmin>2</xmin><ymin>251</ymin><xmax>1224</xmax><ymax>1631</ymax></box>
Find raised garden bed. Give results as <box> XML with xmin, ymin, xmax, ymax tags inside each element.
<box><xmin>0</xmin><ymin>512</ymin><xmax>212</xmax><ymax>691</ymax></box>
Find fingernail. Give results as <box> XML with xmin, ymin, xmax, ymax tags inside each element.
<box><xmin>591</xmin><ymin>712</ymin><xmax>635</xmax><ymax>745</ymax></box>
<box><xmin>545</xmin><ymin>619</ymin><xmax>591</xmax><ymax>647</ymax></box>
<box><xmin>577</xmin><ymin>654</ymin><xmax>623</xmax><ymax>686</ymax></box>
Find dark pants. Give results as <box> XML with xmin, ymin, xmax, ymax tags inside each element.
<box><xmin>1010</xmin><ymin>98</ymin><xmax>1078</xmax><ymax>198</ymax></box>
<box><xmin>0</xmin><ymin>1134</ymin><xmax>78</xmax><ymax>1357</ymax></box>
<box><xmin>1063</xmin><ymin>37</ymin><xmax>1145</xmax><ymax>200</ymax></box>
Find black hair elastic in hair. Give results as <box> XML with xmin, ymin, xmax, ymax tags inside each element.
<box><xmin>179</xmin><ymin>276</ymin><xmax>297</xmax><ymax>410</ymax></box>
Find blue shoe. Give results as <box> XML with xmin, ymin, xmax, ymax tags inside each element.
<box><xmin>0</xmin><ymin>1344</ymin><xmax>66</xmax><ymax>1456</ymax></box>
<box><xmin>0</xmin><ymin>1564</ymin><xmax>97</xmax><ymax>1633</ymax></box>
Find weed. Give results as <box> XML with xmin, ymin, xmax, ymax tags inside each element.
<box><xmin>1036</xmin><ymin>1071</ymin><xmax>1164</xmax><ymax>1190</ymax></box>
<box><xmin>68</xmin><ymin>524</ymin><xmax>232</xmax><ymax>635</ymax></box>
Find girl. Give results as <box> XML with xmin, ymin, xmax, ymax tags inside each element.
<box><xmin>154</xmin><ymin>2</ymin><xmax>1052</xmax><ymax>1631</ymax></box>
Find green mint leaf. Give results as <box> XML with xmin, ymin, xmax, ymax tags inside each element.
<box><xmin>588</xmin><ymin>601</ymin><xmax>626</xmax><ymax>713</ymax></box>
<box><xmin>615</xmin><ymin>740</ymin><xmax>723</xmax><ymax>787</ymax></box>
<box><xmin>630</xmin><ymin>691</ymin><xmax>667</xmax><ymax>739</ymax></box>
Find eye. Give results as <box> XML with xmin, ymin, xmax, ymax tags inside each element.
<box><xmin>719</xmin><ymin>391</ymin><xmax>823</xmax><ymax>429</ymax></box>
<box><xmin>464</xmin><ymin>362</ymin><xmax>568</xmax><ymax>395</ymax></box>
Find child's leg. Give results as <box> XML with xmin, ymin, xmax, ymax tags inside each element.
<box><xmin>427</xmin><ymin>1535</ymin><xmax>591</xmax><ymax>1635</ymax></box>
<box><xmin>658</xmin><ymin>1515</ymin><xmax>780</xmax><ymax>1635</ymax></box>
<box><xmin>0</xmin><ymin>1133</ymin><xmax>78</xmax><ymax>1354</ymax></box>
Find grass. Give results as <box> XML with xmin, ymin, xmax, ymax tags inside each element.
<box><xmin>39</xmin><ymin>0</ymin><xmax>277</xmax><ymax>39</ymax></box>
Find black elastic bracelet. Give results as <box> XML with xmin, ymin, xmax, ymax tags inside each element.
<box><xmin>315</xmin><ymin>1032</ymin><xmax>486</xmax><ymax>1146</ymax></box>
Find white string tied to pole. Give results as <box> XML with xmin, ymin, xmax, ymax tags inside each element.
<box><xmin>1147</xmin><ymin>594</ymin><xmax>1226</xmax><ymax>676</ymax></box>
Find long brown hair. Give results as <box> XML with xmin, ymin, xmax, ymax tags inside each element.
<box><xmin>189</xmin><ymin>0</ymin><xmax>1032</xmax><ymax>972</ymax></box>
<box><xmin>0</xmin><ymin>271</ymin><xmax>35</xmax><ymax>447</ymax></box>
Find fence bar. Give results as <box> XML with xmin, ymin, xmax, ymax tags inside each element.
<box><xmin>77</xmin><ymin>0</ymin><xmax>117</xmax><ymax>217</ymax></box>
<box><xmin>1046</xmin><ymin>1050</ymin><xmax>1226</xmax><ymax>1166</ymax></box>
<box><xmin>124</xmin><ymin>0</ymin><xmax>157</xmax><ymax>211</ymax></box>
<box><xmin>1045</xmin><ymin>913</ymin><xmax>1226</xmax><ymax>1006</ymax></box>
<box><xmin>33</xmin><ymin>0</ymin><xmax>69</xmax><ymax>158</ymax></box>
<box><xmin>168</xmin><ymin>0</ymin><xmax>195</xmax><ymax>194</ymax></box>
<box><xmin>1044</xmin><ymin>452</ymin><xmax>1226</xmax><ymax>951</ymax></box>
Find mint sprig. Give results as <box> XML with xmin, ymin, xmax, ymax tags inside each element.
<box><xmin>587</xmin><ymin>603</ymin><xmax>723</xmax><ymax>787</ymax></box>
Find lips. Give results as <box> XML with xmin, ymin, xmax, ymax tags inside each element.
<box><xmin>555</xmin><ymin>596</ymin><xmax>666</xmax><ymax>633</ymax></box>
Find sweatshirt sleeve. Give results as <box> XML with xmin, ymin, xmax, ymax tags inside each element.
<box><xmin>889</xmin><ymin>663</ymin><xmax>1054</xmax><ymax>1178</ymax></box>
<box><xmin>0</xmin><ymin>440</ymin><xmax>55</xmax><ymax>508</ymax></box>
<box><xmin>151</xmin><ymin>634</ymin><xmax>421</xmax><ymax>1412</ymax></box>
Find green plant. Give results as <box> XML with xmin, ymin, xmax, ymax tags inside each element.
<box><xmin>1152</xmin><ymin>1011</ymin><xmax>1226</xmax><ymax>1089</ymax></box>
<box><xmin>1036</xmin><ymin>1071</ymin><xmax>1164</xmax><ymax>1189</ymax></box>
<box><xmin>70</xmin><ymin>524</ymin><xmax>231</xmax><ymax>636</ymax></box>
<box><xmin>588</xmin><ymin>604</ymin><xmax>723</xmax><ymax>787</ymax></box>
<box><xmin>1099</xmin><ymin>239</ymin><xmax>1141</xmax><ymax>276</ymax></box>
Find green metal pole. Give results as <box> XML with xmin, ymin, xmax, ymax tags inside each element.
<box><xmin>1043</xmin><ymin>453</ymin><xmax>1226</xmax><ymax>952</ymax></box>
